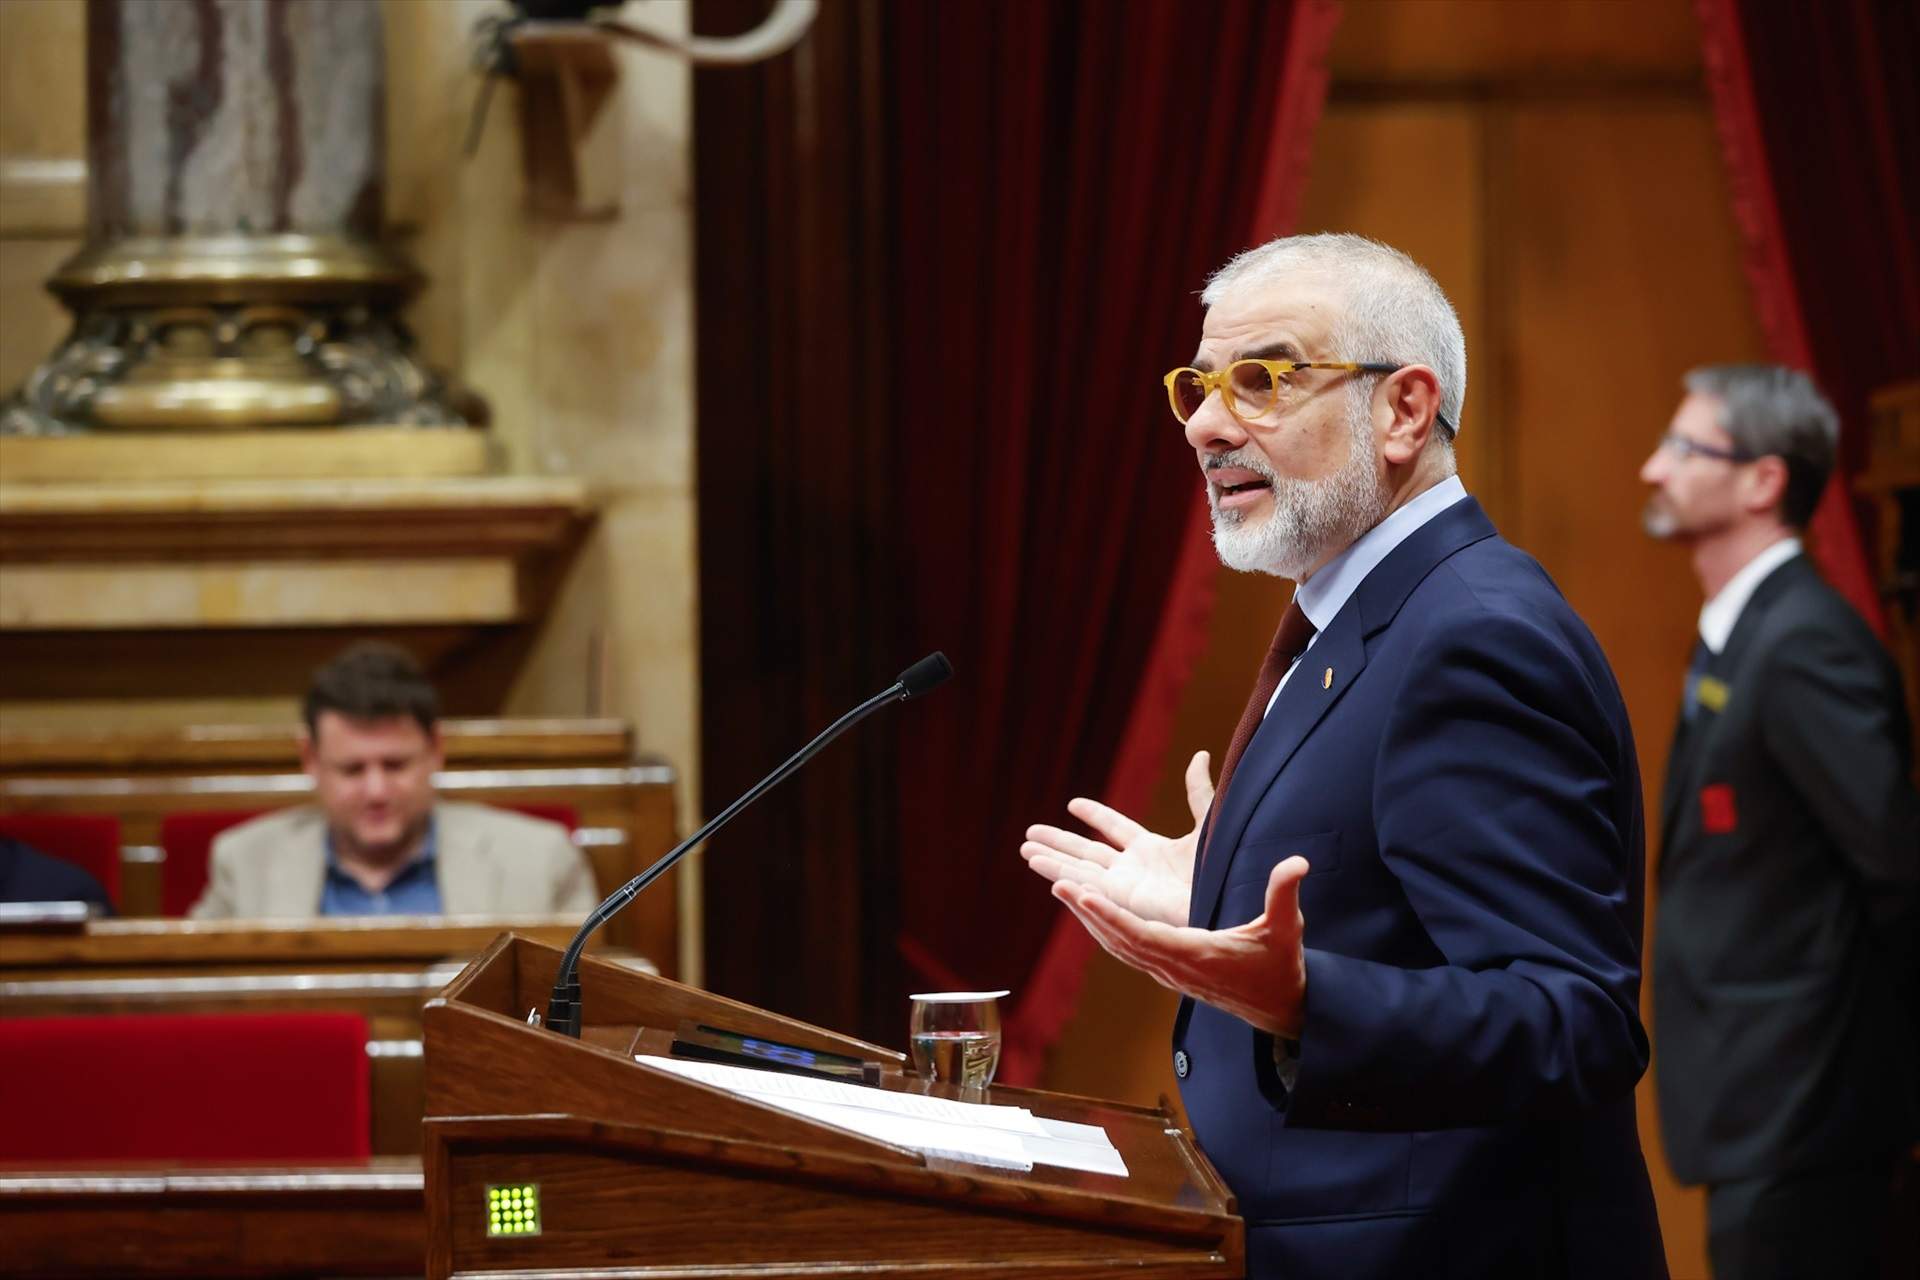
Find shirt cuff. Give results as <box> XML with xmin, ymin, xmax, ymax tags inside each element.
<box><xmin>1272</xmin><ymin>1035</ymin><xmax>1301</xmax><ymax>1093</ymax></box>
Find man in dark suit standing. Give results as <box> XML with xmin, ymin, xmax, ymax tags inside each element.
<box><xmin>1641</xmin><ymin>365</ymin><xmax>1920</xmax><ymax>1280</ymax></box>
<box><xmin>1022</xmin><ymin>234</ymin><xmax>1665</xmax><ymax>1278</ymax></box>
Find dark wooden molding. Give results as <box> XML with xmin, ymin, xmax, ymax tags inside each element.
<box><xmin>0</xmin><ymin>1161</ymin><xmax>425</xmax><ymax>1277</ymax></box>
<box><xmin>1329</xmin><ymin>70</ymin><xmax>1707</xmax><ymax>105</ymax></box>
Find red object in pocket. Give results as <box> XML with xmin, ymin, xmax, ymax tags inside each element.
<box><xmin>1699</xmin><ymin>783</ymin><xmax>1738</xmax><ymax>834</ymax></box>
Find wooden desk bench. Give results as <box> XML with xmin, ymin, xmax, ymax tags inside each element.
<box><xmin>0</xmin><ymin>917</ymin><xmax>639</xmax><ymax>1156</ymax></box>
<box><xmin>0</xmin><ymin>1160</ymin><xmax>424</xmax><ymax>1277</ymax></box>
<box><xmin>0</xmin><ymin>718</ymin><xmax>681</xmax><ymax>966</ymax></box>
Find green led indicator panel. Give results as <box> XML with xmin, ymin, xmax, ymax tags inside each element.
<box><xmin>485</xmin><ymin>1183</ymin><xmax>542</xmax><ymax>1237</ymax></box>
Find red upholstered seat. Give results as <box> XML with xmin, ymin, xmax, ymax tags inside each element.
<box><xmin>158</xmin><ymin>809</ymin><xmax>269</xmax><ymax>917</ymax></box>
<box><xmin>0</xmin><ymin>813</ymin><xmax>122</xmax><ymax>908</ymax></box>
<box><xmin>0</xmin><ymin>1012</ymin><xmax>370</xmax><ymax>1161</ymax></box>
<box><xmin>506</xmin><ymin>802</ymin><xmax>579</xmax><ymax>832</ymax></box>
<box><xmin>159</xmin><ymin>803</ymin><xmax>581</xmax><ymax>916</ymax></box>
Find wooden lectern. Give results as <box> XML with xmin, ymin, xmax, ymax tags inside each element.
<box><xmin>423</xmin><ymin>933</ymin><xmax>1243</xmax><ymax>1279</ymax></box>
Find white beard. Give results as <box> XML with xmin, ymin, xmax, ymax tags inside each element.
<box><xmin>1640</xmin><ymin>495</ymin><xmax>1680</xmax><ymax>539</ymax></box>
<box><xmin>1207</xmin><ymin>403</ymin><xmax>1388</xmax><ymax>581</ymax></box>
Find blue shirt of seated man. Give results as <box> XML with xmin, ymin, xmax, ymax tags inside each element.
<box><xmin>321</xmin><ymin>819</ymin><xmax>443</xmax><ymax>916</ymax></box>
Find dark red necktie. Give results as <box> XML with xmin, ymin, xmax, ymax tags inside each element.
<box><xmin>1204</xmin><ymin>600</ymin><xmax>1317</xmax><ymax>849</ymax></box>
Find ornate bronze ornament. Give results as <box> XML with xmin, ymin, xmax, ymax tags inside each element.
<box><xmin>3</xmin><ymin>0</ymin><xmax>463</xmax><ymax>436</ymax></box>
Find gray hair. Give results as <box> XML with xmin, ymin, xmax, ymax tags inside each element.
<box><xmin>1201</xmin><ymin>233</ymin><xmax>1467</xmax><ymax>446</ymax></box>
<box><xmin>1683</xmin><ymin>364</ymin><xmax>1837</xmax><ymax>527</ymax></box>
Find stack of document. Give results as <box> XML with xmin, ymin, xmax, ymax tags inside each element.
<box><xmin>637</xmin><ymin>1055</ymin><xmax>1128</xmax><ymax>1177</ymax></box>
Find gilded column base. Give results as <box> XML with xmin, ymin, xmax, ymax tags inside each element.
<box><xmin>2</xmin><ymin>235</ymin><xmax>466</xmax><ymax>435</ymax></box>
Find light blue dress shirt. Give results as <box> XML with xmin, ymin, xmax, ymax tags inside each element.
<box><xmin>320</xmin><ymin>819</ymin><xmax>443</xmax><ymax>916</ymax></box>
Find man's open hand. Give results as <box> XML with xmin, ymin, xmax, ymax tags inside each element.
<box><xmin>1019</xmin><ymin>750</ymin><xmax>1215</xmax><ymax>926</ymax></box>
<box><xmin>1054</xmin><ymin>854</ymin><xmax>1310</xmax><ymax>1038</ymax></box>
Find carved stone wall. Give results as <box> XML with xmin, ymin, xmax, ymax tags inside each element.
<box><xmin>5</xmin><ymin>0</ymin><xmax>458</xmax><ymax>434</ymax></box>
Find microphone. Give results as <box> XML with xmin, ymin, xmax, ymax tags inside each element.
<box><xmin>896</xmin><ymin>651</ymin><xmax>954</xmax><ymax>700</ymax></box>
<box><xmin>543</xmin><ymin>651</ymin><xmax>954</xmax><ymax>1036</ymax></box>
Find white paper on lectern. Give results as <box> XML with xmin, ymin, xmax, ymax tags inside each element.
<box><xmin>634</xmin><ymin>1055</ymin><xmax>1128</xmax><ymax>1176</ymax></box>
<box><xmin>636</xmin><ymin>1055</ymin><xmax>1034</xmax><ymax>1170</ymax></box>
<box><xmin>1026</xmin><ymin>1116</ymin><xmax>1130</xmax><ymax>1177</ymax></box>
<box><xmin>756</xmin><ymin>1096</ymin><xmax>1034</xmax><ymax>1171</ymax></box>
<box><xmin>636</xmin><ymin>1055</ymin><xmax>1047</xmax><ymax>1132</ymax></box>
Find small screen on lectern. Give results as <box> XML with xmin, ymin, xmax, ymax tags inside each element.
<box><xmin>669</xmin><ymin>1021</ymin><xmax>881</xmax><ymax>1084</ymax></box>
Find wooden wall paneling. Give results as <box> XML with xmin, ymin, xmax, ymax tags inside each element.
<box><xmin>1499</xmin><ymin>98</ymin><xmax>1766</xmax><ymax>1280</ymax></box>
<box><xmin>0</xmin><ymin>1162</ymin><xmax>425</xmax><ymax>1278</ymax></box>
<box><xmin>1330</xmin><ymin>0</ymin><xmax>1703</xmax><ymax>85</ymax></box>
<box><xmin>1498</xmin><ymin>95</ymin><xmax>1758</xmax><ymax>761</ymax></box>
<box><xmin>1300</xmin><ymin>102</ymin><xmax>1499</xmax><ymax>509</ymax></box>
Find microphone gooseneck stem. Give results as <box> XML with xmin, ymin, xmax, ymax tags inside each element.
<box><xmin>544</xmin><ymin>680</ymin><xmax>906</xmax><ymax>1037</ymax></box>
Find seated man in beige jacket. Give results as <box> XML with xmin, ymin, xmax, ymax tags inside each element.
<box><xmin>190</xmin><ymin>643</ymin><xmax>598</xmax><ymax>919</ymax></box>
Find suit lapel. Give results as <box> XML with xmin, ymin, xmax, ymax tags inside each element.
<box><xmin>1659</xmin><ymin>715</ymin><xmax>1699</xmax><ymax>861</ymax></box>
<box><xmin>1657</xmin><ymin>554</ymin><xmax>1810</xmax><ymax>869</ymax></box>
<box><xmin>1189</xmin><ymin>497</ymin><xmax>1498</xmax><ymax>930</ymax></box>
<box><xmin>1714</xmin><ymin>554</ymin><xmax>1807</xmax><ymax>677</ymax></box>
<box><xmin>1191</xmin><ymin>622</ymin><xmax>1365</xmax><ymax>929</ymax></box>
<box><xmin>1659</xmin><ymin>678</ymin><xmax>1728</xmax><ymax>867</ymax></box>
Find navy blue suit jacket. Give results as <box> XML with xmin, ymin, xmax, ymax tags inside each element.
<box><xmin>0</xmin><ymin>837</ymin><xmax>113</xmax><ymax>913</ymax></box>
<box><xmin>1174</xmin><ymin>498</ymin><xmax>1665</xmax><ymax>1279</ymax></box>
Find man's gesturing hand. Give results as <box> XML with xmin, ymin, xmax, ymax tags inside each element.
<box><xmin>1019</xmin><ymin>751</ymin><xmax>1215</xmax><ymax>927</ymax></box>
<box><xmin>1055</xmin><ymin>854</ymin><xmax>1311</xmax><ymax>1039</ymax></box>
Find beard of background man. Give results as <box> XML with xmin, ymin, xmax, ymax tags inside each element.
<box><xmin>1205</xmin><ymin>382</ymin><xmax>1389</xmax><ymax>581</ymax></box>
<box><xmin>1639</xmin><ymin>490</ymin><xmax>1685</xmax><ymax>541</ymax></box>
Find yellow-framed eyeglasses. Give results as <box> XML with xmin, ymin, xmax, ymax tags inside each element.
<box><xmin>1164</xmin><ymin>359</ymin><xmax>1452</xmax><ymax>432</ymax></box>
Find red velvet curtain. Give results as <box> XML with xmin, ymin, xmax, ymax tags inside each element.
<box><xmin>1696</xmin><ymin>0</ymin><xmax>1920</xmax><ymax>632</ymax></box>
<box><xmin>889</xmin><ymin>0</ymin><xmax>1341</xmax><ymax>1082</ymax></box>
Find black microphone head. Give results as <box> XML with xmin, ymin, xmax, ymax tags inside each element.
<box><xmin>897</xmin><ymin>651</ymin><xmax>954</xmax><ymax>700</ymax></box>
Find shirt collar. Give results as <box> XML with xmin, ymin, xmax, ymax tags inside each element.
<box><xmin>1698</xmin><ymin>535</ymin><xmax>1801</xmax><ymax>654</ymax></box>
<box><xmin>1295</xmin><ymin>475</ymin><xmax>1469</xmax><ymax>632</ymax></box>
<box><xmin>324</xmin><ymin>815</ymin><xmax>439</xmax><ymax>879</ymax></box>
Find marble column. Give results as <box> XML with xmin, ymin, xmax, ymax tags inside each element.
<box><xmin>4</xmin><ymin>0</ymin><xmax>460</xmax><ymax>434</ymax></box>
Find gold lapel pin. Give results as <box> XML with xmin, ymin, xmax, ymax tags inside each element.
<box><xmin>1696</xmin><ymin>676</ymin><xmax>1730</xmax><ymax>713</ymax></box>
<box><xmin>1322</xmin><ymin>667</ymin><xmax>1334</xmax><ymax>689</ymax></box>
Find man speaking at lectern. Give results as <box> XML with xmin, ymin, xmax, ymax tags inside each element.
<box><xmin>1022</xmin><ymin>235</ymin><xmax>1664</xmax><ymax>1278</ymax></box>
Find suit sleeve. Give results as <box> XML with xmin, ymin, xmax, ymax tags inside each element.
<box><xmin>1758</xmin><ymin>619</ymin><xmax>1920</xmax><ymax>919</ymax></box>
<box><xmin>187</xmin><ymin>836</ymin><xmax>240</xmax><ymax>920</ymax></box>
<box><xmin>1285</xmin><ymin>609</ymin><xmax>1649</xmax><ymax>1131</ymax></box>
